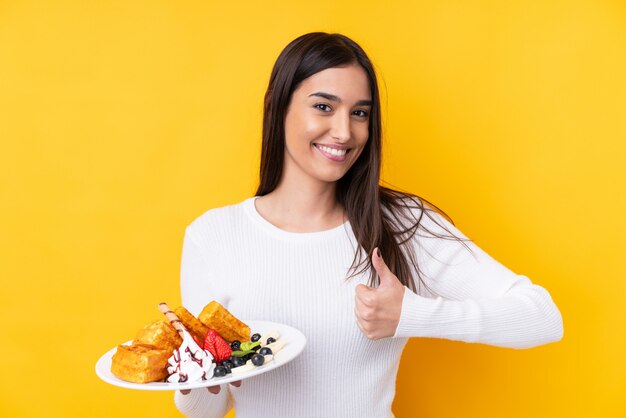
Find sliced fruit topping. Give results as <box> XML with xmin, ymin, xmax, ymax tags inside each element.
<box><xmin>203</xmin><ymin>329</ymin><xmax>232</xmax><ymax>363</ymax></box>
<box><xmin>231</xmin><ymin>360</ymin><xmax>255</xmax><ymax>374</ymax></box>
<box><xmin>259</xmin><ymin>331</ymin><xmax>280</xmax><ymax>347</ymax></box>
<box><xmin>265</xmin><ymin>339</ymin><xmax>285</xmax><ymax>354</ymax></box>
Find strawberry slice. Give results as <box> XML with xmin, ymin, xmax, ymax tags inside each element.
<box><xmin>203</xmin><ymin>329</ymin><xmax>232</xmax><ymax>363</ymax></box>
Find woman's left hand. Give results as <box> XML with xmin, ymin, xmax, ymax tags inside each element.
<box><xmin>354</xmin><ymin>247</ymin><xmax>405</xmax><ymax>340</ymax></box>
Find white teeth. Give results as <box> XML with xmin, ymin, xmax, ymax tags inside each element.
<box><xmin>316</xmin><ymin>145</ymin><xmax>347</xmax><ymax>156</ymax></box>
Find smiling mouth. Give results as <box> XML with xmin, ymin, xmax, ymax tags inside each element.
<box><xmin>313</xmin><ymin>144</ymin><xmax>350</xmax><ymax>158</ymax></box>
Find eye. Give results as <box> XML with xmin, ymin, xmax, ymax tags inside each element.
<box><xmin>353</xmin><ymin>109</ymin><xmax>369</xmax><ymax>118</ymax></box>
<box><xmin>314</xmin><ymin>103</ymin><xmax>332</xmax><ymax>112</ymax></box>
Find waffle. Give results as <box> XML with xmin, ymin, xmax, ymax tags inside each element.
<box><xmin>174</xmin><ymin>306</ymin><xmax>209</xmax><ymax>344</ymax></box>
<box><xmin>134</xmin><ymin>320</ymin><xmax>181</xmax><ymax>354</ymax></box>
<box><xmin>111</xmin><ymin>343</ymin><xmax>169</xmax><ymax>383</ymax></box>
<box><xmin>198</xmin><ymin>301</ymin><xmax>250</xmax><ymax>343</ymax></box>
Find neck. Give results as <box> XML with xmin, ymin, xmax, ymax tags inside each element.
<box><xmin>256</xmin><ymin>169</ymin><xmax>345</xmax><ymax>232</ymax></box>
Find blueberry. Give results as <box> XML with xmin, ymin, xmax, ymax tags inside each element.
<box><xmin>266</xmin><ymin>337</ymin><xmax>276</xmax><ymax>345</ymax></box>
<box><xmin>213</xmin><ymin>366</ymin><xmax>227</xmax><ymax>377</ymax></box>
<box><xmin>231</xmin><ymin>356</ymin><xmax>246</xmax><ymax>367</ymax></box>
<box><xmin>221</xmin><ymin>360</ymin><xmax>233</xmax><ymax>373</ymax></box>
<box><xmin>230</xmin><ymin>340</ymin><xmax>241</xmax><ymax>351</ymax></box>
<box><xmin>252</xmin><ymin>344</ymin><xmax>261</xmax><ymax>352</ymax></box>
<box><xmin>259</xmin><ymin>347</ymin><xmax>272</xmax><ymax>356</ymax></box>
<box><xmin>251</xmin><ymin>333</ymin><xmax>261</xmax><ymax>343</ymax></box>
<box><xmin>251</xmin><ymin>353</ymin><xmax>265</xmax><ymax>366</ymax></box>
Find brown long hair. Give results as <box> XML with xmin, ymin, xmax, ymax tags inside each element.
<box><xmin>255</xmin><ymin>32</ymin><xmax>467</xmax><ymax>295</ymax></box>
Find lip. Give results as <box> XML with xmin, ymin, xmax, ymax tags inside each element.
<box><xmin>313</xmin><ymin>143</ymin><xmax>350</xmax><ymax>162</ymax></box>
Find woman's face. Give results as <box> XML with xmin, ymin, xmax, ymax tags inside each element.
<box><xmin>282</xmin><ymin>64</ymin><xmax>372</xmax><ymax>186</ymax></box>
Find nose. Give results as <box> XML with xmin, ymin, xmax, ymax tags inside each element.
<box><xmin>330</xmin><ymin>111</ymin><xmax>351</xmax><ymax>142</ymax></box>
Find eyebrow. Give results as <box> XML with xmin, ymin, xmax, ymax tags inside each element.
<box><xmin>308</xmin><ymin>91</ymin><xmax>372</xmax><ymax>107</ymax></box>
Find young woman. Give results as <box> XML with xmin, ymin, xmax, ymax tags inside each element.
<box><xmin>174</xmin><ymin>32</ymin><xmax>563</xmax><ymax>417</ymax></box>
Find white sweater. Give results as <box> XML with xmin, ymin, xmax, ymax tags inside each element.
<box><xmin>174</xmin><ymin>197</ymin><xmax>563</xmax><ymax>418</ymax></box>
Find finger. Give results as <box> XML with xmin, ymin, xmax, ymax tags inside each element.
<box><xmin>180</xmin><ymin>389</ymin><xmax>191</xmax><ymax>395</ymax></box>
<box><xmin>371</xmin><ymin>247</ymin><xmax>397</xmax><ymax>288</ymax></box>
<box><xmin>354</xmin><ymin>304</ymin><xmax>364</xmax><ymax>322</ymax></box>
<box><xmin>208</xmin><ymin>385</ymin><xmax>221</xmax><ymax>394</ymax></box>
<box><xmin>355</xmin><ymin>283</ymin><xmax>371</xmax><ymax>295</ymax></box>
<box><xmin>354</xmin><ymin>307</ymin><xmax>367</xmax><ymax>334</ymax></box>
<box><xmin>371</xmin><ymin>247</ymin><xmax>389</xmax><ymax>276</ymax></box>
<box><xmin>355</xmin><ymin>304</ymin><xmax>377</xmax><ymax>327</ymax></box>
<box><xmin>354</xmin><ymin>307</ymin><xmax>377</xmax><ymax>339</ymax></box>
<box><xmin>230</xmin><ymin>380</ymin><xmax>242</xmax><ymax>387</ymax></box>
<box><xmin>355</xmin><ymin>284</ymin><xmax>374</xmax><ymax>305</ymax></box>
<box><xmin>354</xmin><ymin>295</ymin><xmax>372</xmax><ymax>317</ymax></box>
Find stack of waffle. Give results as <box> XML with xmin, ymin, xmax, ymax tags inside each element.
<box><xmin>110</xmin><ymin>302</ymin><xmax>250</xmax><ymax>384</ymax></box>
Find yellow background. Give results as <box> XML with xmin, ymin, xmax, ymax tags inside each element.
<box><xmin>1</xmin><ymin>0</ymin><xmax>624</xmax><ymax>417</ymax></box>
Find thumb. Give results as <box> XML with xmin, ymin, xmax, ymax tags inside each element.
<box><xmin>372</xmin><ymin>247</ymin><xmax>396</xmax><ymax>288</ymax></box>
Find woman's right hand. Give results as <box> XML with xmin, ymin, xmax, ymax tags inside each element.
<box><xmin>180</xmin><ymin>380</ymin><xmax>241</xmax><ymax>395</ymax></box>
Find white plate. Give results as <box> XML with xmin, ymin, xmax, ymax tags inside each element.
<box><xmin>95</xmin><ymin>320</ymin><xmax>306</xmax><ymax>391</ymax></box>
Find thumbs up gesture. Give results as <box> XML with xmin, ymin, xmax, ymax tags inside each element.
<box><xmin>354</xmin><ymin>247</ymin><xmax>405</xmax><ymax>340</ymax></box>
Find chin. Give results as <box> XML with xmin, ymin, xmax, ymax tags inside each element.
<box><xmin>315</xmin><ymin>170</ymin><xmax>349</xmax><ymax>184</ymax></box>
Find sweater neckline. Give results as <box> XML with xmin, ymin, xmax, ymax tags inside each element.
<box><xmin>243</xmin><ymin>196</ymin><xmax>351</xmax><ymax>241</ymax></box>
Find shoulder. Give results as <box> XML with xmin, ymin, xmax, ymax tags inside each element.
<box><xmin>185</xmin><ymin>197</ymin><xmax>251</xmax><ymax>244</ymax></box>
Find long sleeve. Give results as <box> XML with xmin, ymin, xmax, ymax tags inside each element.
<box><xmin>393</xmin><ymin>209</ymin><xmax>564</xmax><ymax>349</ymax></box>
<box><xmin>173</xmin><ymin>228</ymin><xmax>232</xmax><ymax>418</ymax></box>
